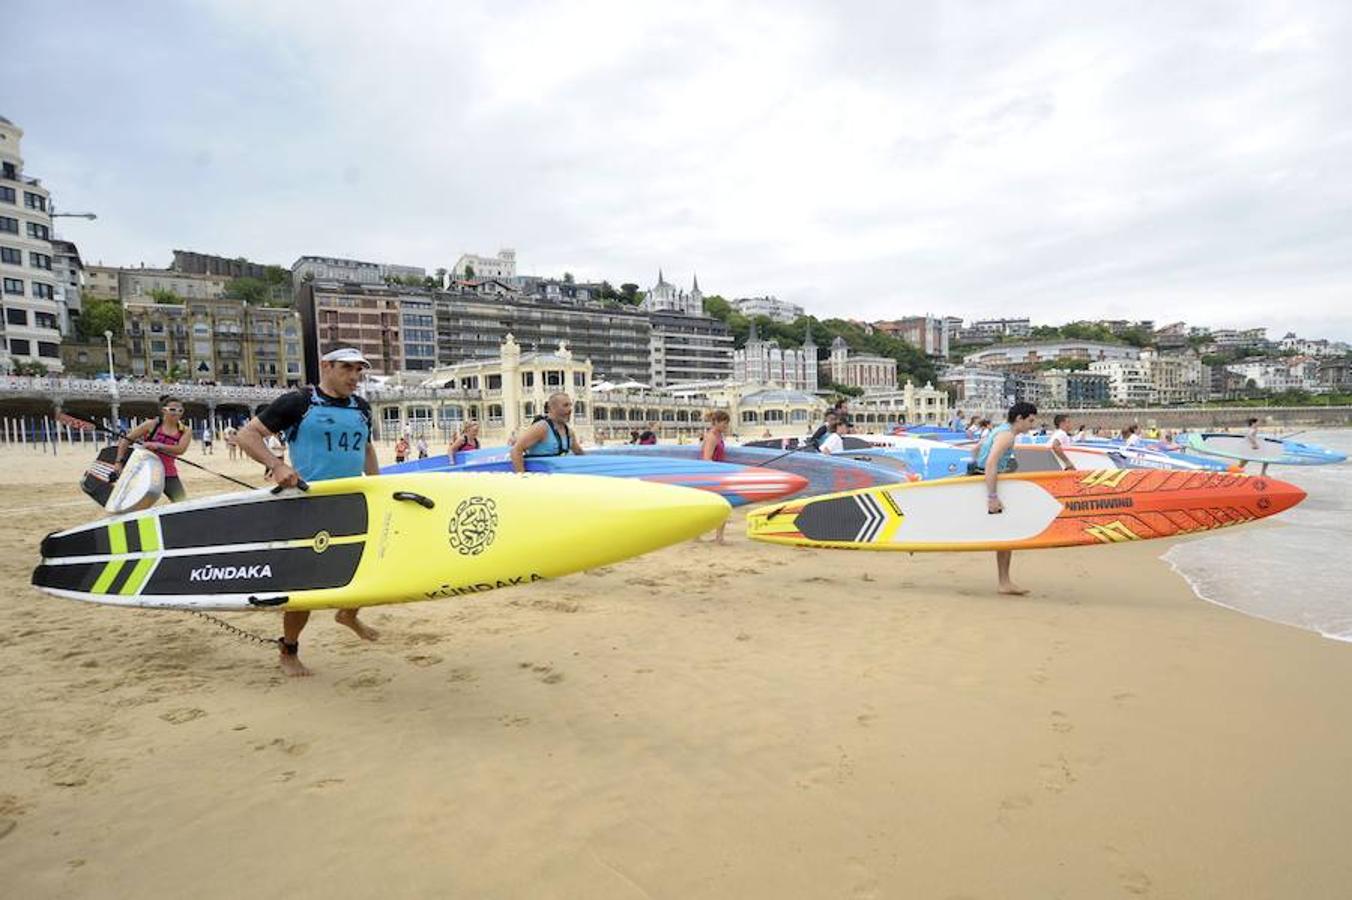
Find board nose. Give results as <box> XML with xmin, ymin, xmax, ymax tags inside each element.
<box><xmin>1254</xmin><ymin>477</ymin><xmax>1306</xmax><ymax>517</ymax></box>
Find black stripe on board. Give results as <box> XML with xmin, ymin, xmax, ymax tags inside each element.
<box><xmin>32</xmin><ymin>561</ymin><xmax>105</xmax><ymax>593</ymax></box>
<box><xmin>124</xmin><ymin>521</ymin><xmax>142</xmax><ymax>554</ymax></box>
<box><xmin>159</xmin><ymin>494</ymin><xmax>368</xmax><ymax>551</ymax></box>
<box><xmin>794</xmin><ymin>494</ymin><xmax>870</xmax><ymax>543</ymax></box>
<box><xmin>105</xmin><ymin>559</ymin><xmax>138</xmax><ymax>595</ymax></box>
<box><xmin>41</xmin><ymin>523</ymin><xmax>112</xmax><ymax>560</ymax></box>
<box><xmin>141</xmin><ymin>543</ymin><xmax>364</xmax><ymax>595</ymax></box>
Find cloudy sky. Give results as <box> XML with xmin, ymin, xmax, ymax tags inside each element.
<box><xmin>7</xmin><ymin>0</ymin><xmax>1352</xmax><ymax>340</ymax></box>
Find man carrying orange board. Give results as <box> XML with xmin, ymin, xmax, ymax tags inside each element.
<box><xmin>971</xmin><ymin>401</ymin><xmax>1040</xmax><ymax>595</ymax></box>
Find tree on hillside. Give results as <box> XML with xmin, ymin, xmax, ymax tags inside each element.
<box><xmin>263</xmin><ymin>265</ymin><xmax>289</xmax><ymax>286</ymax></box>
<box><xmin>76</xmin><ymin>299</ymin><xmax>123</xmax><ymax>339</ymax></box>
<box><xmin>563</xmin><ymin>272</ymin><xmax>575</xmax><ymax>284</ymax></box>
<box><xmin>619</xmin><ymin>283</ymin><xmax>642</xmax><ymax>305</ymax></box>
<box><xmin>149</xmin><ymin>288</ymin><xmax>182</xmax><ymax>305</ymax></box>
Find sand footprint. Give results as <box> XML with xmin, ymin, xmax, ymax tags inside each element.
<box><xmin>159</xmin><ymin>707</ymin><xmax>207</xmax><ymax>725</ymax></box>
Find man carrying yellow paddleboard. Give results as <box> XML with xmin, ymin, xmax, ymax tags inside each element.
<box><xmin>236</xmin><ymin>347</ymin><xmax>380</xmax><ymax>677</ymax></box>
<box><xmin>972</xmin><ymin>402</ymin><xmax>1039</xmax><ymax>596</ymax></box>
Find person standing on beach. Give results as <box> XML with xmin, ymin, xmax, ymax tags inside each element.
<box><xmin>973</xmin><ymin>402</ymin><xmax>1039</xmax><ymax>596</ymax></box>
<box><xmin>701</xmin><ymin>410</ymin><xmax>731</xmax><ymax>544</ymax></box>
<box><xmin>1048</xmin><ymin>414</ymin><xmax>1076</xmax><ymax>471</ymax></box>
<box><xmin>511</xmin><ymin>392</ymin><xmax>585</xmax><ymax>472</ymax></box>
<box><xmin>201</xmin><ymin>421</ymin><xmax>214</xmax><ymax>455</ymax></box>
<box><xmin>808</xmin><ymin>411</ymin><xmax>838</xmax><ymax>450</ymax></box>
<box><xmin>235</xmin><ymin>347</ymin><xmax>380</xmax><ymax>677</ymax></box>
<box><xmin>948</xmin><ymin>409</ymin><xmax>965</xmax><ymax>432</ymax></box>
<box><xmin>114</xmin><ymin>394</ymin><xmax>192</xmax><ymax>502</ymax></box>
<box><xmin>224</xmin><ymin>424</ymin><xmax>239</xmax><ymax>460</ymax></box>
<box><xmin>416</xmin><ymin>435</ymin><xmax>429</xmax><ymax>459</ymax></box>
<box><xmin>818</xmin><ymin>419</ymin><xmax>847</xmax><ymax>455</ymax></box>
<box><xmin>394</xmin><ymin>435</ymin><xmax>410</xmax><ymax>464</ymax></box>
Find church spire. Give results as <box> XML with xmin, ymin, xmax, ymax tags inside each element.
<box><xmin>658</xmin><ymin>268</ymin><xmax>665</xmax><ymax>285</ymax></box>
<box><xmin>691</xmin><ymin>272</ymin><xmax>701</xmax><ymax>293</ymax></box>
<box><xmin>803</xmin><ymin>318</ymin><xmax>816</xmax><ymax>348</ymax></box>
<box><xmin>748</xmin><ymin>319</ymin><xmax>760</xmax><ymax>343</ymax></box>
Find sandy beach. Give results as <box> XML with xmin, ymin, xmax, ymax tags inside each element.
<box><xmin>3</xmin><ymin>441</ymin><xmax>1352</xmax><ymax>898</ymax></box>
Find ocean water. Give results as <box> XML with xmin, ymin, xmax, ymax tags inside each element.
<box><xmin>1161</xmin><ymin>429</ymin><xmax>1352</xmax><ymax>642</ymax></box>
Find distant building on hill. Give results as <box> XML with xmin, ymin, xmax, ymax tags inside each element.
<box><xmin>731</xmin><ymin>295</ymin><xmax>803</xmax><ymax>323</ymax></box>
<box><xmin>874</xmin><ymin>315</ymin><xmax>949</xmax><ymax>357</ymax></box>
<box><xmin>451</xmin><ymin>249</ymin><xmax>516</xmax><ymax>284</ymax></box>
<box><xmin>826</xmin><ymin>336</ymin><xmax>896</xmax><ymax>392</ymax></box>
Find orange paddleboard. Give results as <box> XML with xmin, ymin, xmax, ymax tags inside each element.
<box><xmin>746</xmin><ymin>469</ymin><xmax>1306</xmax><ymax>551</ymax></box>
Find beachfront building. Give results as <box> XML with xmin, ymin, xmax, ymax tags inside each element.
<box><xmin>451</xmin><ymin>249</ymin><xmax>516</xmax><ymax>284</ymax></box>
<box><xmin>382</xmin><ymin>334</ymin><xmax>593</xmax><ymax>441</ymax></box>
<box><xmin>938</xmin><ymin>366</ymin><xmax>1007</xmax><ymax>413</ymax></box>
<box><xmin>1004</xmin><ymin>371</ymin><xmax>1048</xmax><ymax>405</ymax></box>
<box><xmin>1141</xmin><ymin>349</ymin><xmax>1207</xmax><ymax>405</ymax></box>
<box><xmin>826</xmin><ymin>337</ymin><xmax>897</xmax><ymax>392</ymax></box>
<box><xmin>123</xmin><ymin>295</ymin><xmax>303</xmax><ymax>385</ymax></box>
<box><xmin>731</xmin><ymin>295</ymin><xmax>804</xmax><ymax>323</ymax></box>
<box><xmin>732</xmin><ymin>321</ymin><xmax>818</xmax><ymax>391</ymax></box>
<box><xmin>648</xmin><ymin>310</ymin><xmax>734</xmax><ymax>387</ymax></box>
<box><xmin>1278</xmin><ymin>332</ymin><xmax>1348</xmax><ymax>357</ymax></box>
<box><xmin>640</xmin><ymin>270</ymin><xmax>704</xmax><ymax>316</ymax></box>
<box><xmin>1089</xmin><ymin>358</ymin><xmax>1157</xmax><ymax>406</ymax></box>
<box><xmin>119</xmin><ymin>267</ymin><xmax>231</xmax><ymax>302</ymax></box>
<box><xmin>852</xmin><ymin>380</ymin><xmax>950</xmax><ymax>424</ymax></box>
<box><xmin>874</xmin><ymin>315</ymin><xmax>950</xmax><ymax>357</ymax></box>
<box><xmin>1319</xmin><ymin>357</ymin><xmax>1352</xmax><ymax>392</ymax></box>
<box><xmin>171</xmin><ymin>249</ymin><xmax>275</xmax><ymax>281</ymax></box>
<box><xmin>1038</xmin><ymin>369</ymin><xmax>1111</xmax><ymax>408</ymax></box>
<box><xmin>964</xmin><ymin>340</ymin><xmax>1140</xmax><ymax>369</ymax></box>
<box><xmin>0</xmin><ymin>114</ymin><xmax>65</xmax><ymax>373</ymax></box>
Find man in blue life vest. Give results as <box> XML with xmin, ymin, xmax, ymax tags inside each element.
<box><xmin>971</xmin><ymin>401</ymin><xmax>1039</xmax><ymax>596</ymax></box>
<box><xmin>510</xmin><ymin>392</ymin><xmax>586</xmax><ymax>472</ymax></box>
<box><xmin>236</xmin><ymin>347</ymin><xmax>379</xmax><ymax>677</ymax></box>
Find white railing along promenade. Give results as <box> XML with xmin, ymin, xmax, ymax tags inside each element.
<box><xmin>0</xmin><ymin>375</ymin><xmax>289</xmax><ymax>405</ymax></box>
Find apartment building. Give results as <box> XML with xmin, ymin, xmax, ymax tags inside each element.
<box><xmin>84</xmin><ymin>264</ymin><xmax>120</xmax><ymax>300</ymax></box>
<box><xmin>120</xmin><ymin>267</ymin><xmax>231</xmax><ymax>301</ymax></box>
<box><xmin>451</xmin><ymin>249</ymin><xmax>516</xmax><ymax>283</ymax></box>
<box><xmin>826</xmin><ymin>337</ymin><xmax>897</xmax><ymax>392</ymax></box>
<box><xmin>649</xmin><ymin>310</ymin><xmax>734</xmax><ymax>387</ymax></box>
<box><xmin>297</xmin><ymin>282</ymin><xmax>406</xmax><ymax>382</ymax></box>
<box><xmin>938</xmin><ymin>366</ymin><xmax>1007</xmax><ymax>412</ymax></box>
<box><xmin>123</xmin><ymin>296</ymin><xmax>303</xmax><ymax>385</ymax></box>
<box><xmin>964</xmin><ymin>340</ymin><xmax>1139</xmax><ymax>369</ymax></box>
<box><xmin>733</xmin><ymin>321</ymin><xmax>817</xmax><ymax>391</ymax></box>
<box><xmin>0</xmin><ymin>114</ymin><xmax>65</xmax><ymax>371</ymax></box>
<box><xmin>1039</xmin><ymin>369</ymin><xmax>1111</xmax><ymax>407</ymax></box>
<box><xmin>874</xmin><ymin>315</ymin><xmax>950</xmax><ymax>357</ymax></box>
<box><xmin>1089</xmin><ymin>358</ymin><xmax>1157</xmax><ymax>405</ymax></box>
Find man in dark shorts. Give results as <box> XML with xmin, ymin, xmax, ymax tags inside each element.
<box><xmin>235</xmin><ymin>347</ymin><xmax>379</xmax><ymax>677</ymax></box>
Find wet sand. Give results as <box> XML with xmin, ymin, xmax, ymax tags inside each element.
<box><xmin>3</xmin><ymin>442</ymin><xmax>1351</xmax><ymax>898</ymax></box>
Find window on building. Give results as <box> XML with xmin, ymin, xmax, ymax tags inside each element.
<box><xmin>28</xmin><ymin>252</ymin><xmax>51</xmax><ymax>270</ymax></box>
<box><xmin>35</xmin><ymin>312</ymin><xmax>56</xmax><ymax>330</ymax></box>
<box><xmin>487</xmin><ymin>404</ymin><xmax>503</xmax><ymax>421</ymax></box>
<box><xmin>522</xmin><ymin>401</ymin><xmax>535</xmax><ymax>418</ymax></box>
<box><xmin>486</xmin><ymin>374</ymin><xmax>502</xmax><ymax>390</ymax></box>
<box><xmin>0</xmin><ymin>216</ymin><xmax>17</xmax><ymax>234</ymax></box>
<box><xmin>0</xmin><ymin>247</ymin><xmax>18</xmax><ymax>265</ymax></box>
<box><xmin>520</xmin><ymin>371</ymin><xmax>534</xmax><ymax>388</ymax></box>
<box><xmin>38</xmin><ymin>341</ymin><xmax>59</xmax><ymax>358</ymax></box>
<box><xmin>0</xmin><ymin>186</ymin><xmax>14</xmax><ymax>204</ymax></box>
<box><xmin>9</xmin><ymin>338</ymin><xmax>31</xmax><ymax>356</ymax></box>
<box><xmin>152</xmin><ymin>358</ymin><xmax>167</xmax><ymax>372</ymax></box>
<box><xmin>23</xmin><ymin>192</ymin><xmax>47</xmax><ymax>211</ymax></box>
<box><xmin>574</xmin><ymin>402</ymin><xmax>586</xmax><ymax>419</ymax></box>
<box><xmin>2</xmin><ymin>278</ymin><xmax>21</xmax><ymax>295</ymax></box>
<box><xmin>150</xmin><ymin>339</ymin><xmax>167</xmax><ymax>353</ymax></box>
<box><xmin>5</xmin><ymin>307</ymin><xmax>26</xmax><ymax>325</ymax></box>
<box><xmin>573</xmin><ymin>371</ymin><xmax>586</xmax><ymax>387</ymax></box>
<box><xmin>150</xmin><ymin>321</ymin><xmax>163</xmax><ymax>333</ymax></box>
<box><xmin>26</xmin><ymin>222</ymin><xmax>50</xmax><ymax>241</ymax></box>
<box><xmin>545</xmin><ymin>370</ymin><xmax>564</xmax><ymax>387</ymax></box>
<box><xmin>32</xmin><ymin>283</ymin><xmax>53</xmax><ymax>299</ymax></box>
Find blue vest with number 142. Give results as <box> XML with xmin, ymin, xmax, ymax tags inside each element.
<box><xmin>284</xmin><ymin>387</ymin><xmax>370</xmax><ymax>482</ymax></box>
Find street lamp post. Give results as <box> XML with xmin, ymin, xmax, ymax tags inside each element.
<box><xmin>102</xmin><ymin>330</ymin><xmax>116</xmax><ymax>382</ymax></box>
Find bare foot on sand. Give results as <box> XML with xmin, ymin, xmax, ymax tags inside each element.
<box><xmin>280</xmin><ymin>653</ymin><xmax>312</xmax><ymax>677</ymax></box>
<box><xmin>998</xmin><ymin>583</ymin><xmax>1030</xmax><ymax>596</ymax></box>
<box><xmin>335</xmin><ymin>609</ymin><xmax>380</xmax><ymax>641</ymax></box>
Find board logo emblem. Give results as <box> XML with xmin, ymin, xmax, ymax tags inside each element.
<box><xmin>312</xmin><ymin>530</ymin><xmax>331</xmax><ymax>553</ymax></box>
<box><xmin>448</xmin><ymin>496</ymin><xmax>498</xmax><ymax>556</ymax></box>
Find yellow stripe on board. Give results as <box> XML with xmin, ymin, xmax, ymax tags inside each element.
<box><xmin>108</xmin><ymin>522</ymin><xmax>128</xmax><ymax>555</ymax></box>
<box><xmin>120</xmin><ymin>557</ymin><xmax>156</xmax><ymax>596</ymax></box>
<box><xmin>137</xmin><ymin>517</ymin><xmax>159</xmax><ymax>553</ymax></box>
<box><xmin>91</xmin><ymin>560</ymin><xmax>125</xmax><ymax>594</ymax></box>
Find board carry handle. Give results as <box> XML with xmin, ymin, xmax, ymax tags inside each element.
<box><xmin>392</xmin><ymin>490</ymin><xmax>436</xmax><ymax>509</ymax></box>
<box><xmin>247</xmin><ymin>595</ymin><xmax>290</xmax><ymax>607</ymax></box>
<box><xmin>269</xmin><ymin>479</ymin><xmax>310</xmax><ymax>495</ymax></box>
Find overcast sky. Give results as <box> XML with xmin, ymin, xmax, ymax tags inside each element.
<box><xmin>7</xmin><ymin>0</ymin><xmax>1351</xmax><ymax>340</ymax></box>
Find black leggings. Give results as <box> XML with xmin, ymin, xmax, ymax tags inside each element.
<box><xmin>163</xmin><ymin>476</ymin><xmax>187</xmax><ymax>502</ymax></box>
